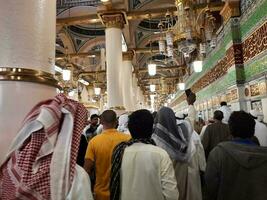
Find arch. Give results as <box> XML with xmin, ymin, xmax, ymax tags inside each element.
<box><xmin>57</xmin><ymin>6</ymin><xmax>97</xmax><ymax>18</ymax></box>
<box><xmin>58</xmin><ymin>29</ymin><xmax>76</xmax><ymax>53</ymax></box>
<box><xmin>78</xmin><ymin>36</ymin><xmax>105</xmax><ymax>53</ymax></box>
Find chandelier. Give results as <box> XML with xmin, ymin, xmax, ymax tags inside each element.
<box><xmin>158</xmin><ymin>0</ymin><xmax>217</xmax><ymax>61</ymax></box>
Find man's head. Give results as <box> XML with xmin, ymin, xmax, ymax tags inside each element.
<box><xmin>213</xmin><ymin>110</ymin><xmax>224</xmax><ymax>121</ymax></box>
<box><xmin>220</xmin><ymin>101</ymin><xmax>227</xmax><ymax>106</ymax></box>
<box><xmin>90</xmin><ymin>114</ymin><xmax>99</xmax><ymax>126</ymax></box>
<box><xmin>100</xmin><ymin>110</ymin><xmax>117</xmax><ymax>129</ymax></box>
<box><xmin>128</xmin><ymin>109</ymin><xmax>154</xmax><ymax>139</ymax></box>
<box><xmin>228</xmin><ymin>111</ymin><xmax>256</xmax><ymax>139</ymax></box>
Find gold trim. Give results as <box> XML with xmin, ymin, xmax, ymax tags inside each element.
<box><xmin>98</xmin><ymin>11</ymin><xmax>128</xmax><ymax>29</ymax></box>
<box><xmin>83</xmin><ymin>103</ymin><xmax>100</xmax><ymax>109</ymax></box>
<box><xmin>109</xmin><ymin>106</ymin><xmax>125</xmax><ymax>110</ymax></box>
<box><xmin>0</xmin><ymin>67</ymin><xmax>59</xmax><ymax>88</ymax></box>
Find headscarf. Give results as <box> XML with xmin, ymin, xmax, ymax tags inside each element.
<box><xmin>152</xmin><ymin>107</ymin><xmax>192</xmax><ymax>162</ymax></box>
<box><xmin>0</xmin><ymin>94</ymin><xmax>87</xmax><ymax>200</ymax></box>
<box><xmin>117</xmin><ymin>114</ymin><xmax>129</xmax><ymax>133</ymax></box>
<box><xmin>110</xmin><ymin>138</ymin><xmax>155</xmax><ymax>200</ymax></box>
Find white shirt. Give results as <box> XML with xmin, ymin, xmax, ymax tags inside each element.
<box><xmin>121</xmin><ymin>143</ymin><xmax>179</xmax><ymax>200</ymax></box>
<box><xmin>67</xmin><ymin>165</ymin><xmax>94</xmax><ymax>200</ymax></box>
<box><xmin>187</xmin><ymin>105</ymin><xmax>197</xmax><ymax>128</ymax></box>
<box><xmin>254</xmin><ymin>120</ymin><xmax>267</xmax><ymax>146</ymax></box>
<box><xmin>218</xmin><ymin>106</ymin><xmax>231</xmax><ymax>124</ymax></box>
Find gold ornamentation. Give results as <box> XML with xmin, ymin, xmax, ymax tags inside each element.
<box><xmin>98</xmin><ymin>11</ymin><xmax>127</xmax><ymax>29</ymax></box>
<box><xmin>220</xmin><ymin>0</ymin><xmax>240</xmax><ymax>23</ymax></box>
<box><xmin>109</xmin><ymin>106</ymin><xmax>125</xmax><ymax>110</ymax></box>
<box><xmin>0</xmin><ymin>67</ymin><xmax>59</xmax><ymax>88</ymax></box>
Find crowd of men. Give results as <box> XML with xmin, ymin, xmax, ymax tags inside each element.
<box><xmin>1</xmin><ymin>93</ymin><xmax>267</xmax><ymax>200</ymax></box>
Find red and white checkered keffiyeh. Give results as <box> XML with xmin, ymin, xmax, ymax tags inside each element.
<box><xmin>0</xmin><ymin>94</ymin><xmax>88</xmax><ymax>200</ymax></box>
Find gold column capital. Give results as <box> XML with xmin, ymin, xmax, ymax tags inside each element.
<box><xmin>98</xmin><ymin>11</ymin><xmax>128</xmax><ymax>29</ymax></box>
<box><xmin>109</xmin><ymin>106</ymin><xmax>125</xmax><ymax>110</ymax></box>
<box><xmin>220</xmin><ymin>0</ymin><xmax>240</xmax><ymax>23</ymax></box>
<box><xmin>122</xmin><ymin>51</ymin><xmax>134</xmax><ymax>61</ymax></box>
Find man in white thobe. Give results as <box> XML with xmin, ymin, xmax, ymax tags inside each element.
<box><xmin>111</xmin><ymin>110</ymin><xmax>179</xmax><ymax>200</ymax></box>
<box><xmin>250</xmin><ymin>110</ymin><xmax>267</xmax><ymax>146</ymax></box>
<box><xmin>218</xmin><ymin>102</ymin><xmax>231</xmax><ymax>124</ymax></box>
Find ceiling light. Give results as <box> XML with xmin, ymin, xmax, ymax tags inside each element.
<box><xmin>148</xmin><ymin>63</ymin><xmax>157</xmax><ymax>76</ymax></box>
<box><xmin>62</xmin><ymin>69</ymin><xmax>71</xmax><ymax>81</ymax></box>
<box><xmin>101</xmin><ymin>0</ymin><xmax>109</xmax><ymax>2</ymax></box>
<box><xmin>178</xmin><ymin>83</ymin><xmax>185</xmax><ymax>91</ymax></box>
<box><xmin>193</xmin><ymin>60</ymin><xmax>203</xmax><ymax>73</ymax></box>
<box><xmin>78</xmin><ymin>79</ymin><xmax>89</xmax><ymax>86</ymax></box>
<box><xmin>94</xmin><ymin>87</ymin><xmax>101</xmax><ymax>95</ymax></box>
<box><xmin>55</xmin><ymin>65</ymin><xmax>63</xmax><ymax>73</ymax></box>
<box><xmin>150</xmin><ymin>84</ymin><xmax>156</xmax><ymax>92</ymax></box>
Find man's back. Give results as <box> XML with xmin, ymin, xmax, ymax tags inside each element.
<box><xmin>205</xmin><ymin>142</ymin><xmax>267</xmax><ymax>200</ymax></box>
<box><xmin>201</xmin><ymin>122</ymin><xmax>231</xmax><ymax>157</ymax></box>
<box><xmin>85</xmin><ymin>129</ymin><xmax>130</xmax><ymax>200</ymax></box>
<box><xmin>219</xmin><ymin>106</ymin><xmax>231</xmax><ymax>124</ymax></box>
<box><xmin>120</xmin><ymin>143</ymin><xmax>179</xmax><ymax>200</ymax></box>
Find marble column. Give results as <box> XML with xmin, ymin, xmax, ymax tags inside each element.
<box><xmin>101</xmin><ymin>13</ymin><xmax>126</xmax><ymax>112</ymax></box>
<box><xmin>132</xmin><ymin>75</ymin><xmax>139</xmax><ymax>110</ymax></box>
<box><xmin>0</xmin><ymin>0</ymin><xmax>57</xmax><ymax>163</ymax></box>
<box><xmin>122</xmin><ymin>52</ymin><xmax>134</xmax><ymax>111</ymax></box>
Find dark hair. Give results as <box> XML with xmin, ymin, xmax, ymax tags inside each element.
<box><xmin>214</xmin><ymin>110</ymin><xmax>224</xmax><ymax>121</ymax></box>
<box><xmin>228</xmin><ymin>111</ymin><xmax>256</xmax><ymax>138</ymax></box>
<box><xmin>128</xmin><ymin>109</ymin><xmax>154</xmax><ymax>139</ymax></box>
<box><xmin>90</xmin><ymin>114</ymin><xmax>99</xmax><ymax>120</ymax></box>
<box><xmin>100</xmin><ymin>110</ymin><xmax>117</xmax><ymax>124</ymax></box>
<box><xmin>220</xmin><ymin>101</ymin><xmax>227</xmax><ymax>106</ymax></box>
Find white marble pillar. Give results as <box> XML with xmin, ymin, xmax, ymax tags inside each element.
<box><xmin>137</xmin><ymin>87</ymin><xmax>143</xmax><ymax>109</ymax></box>
<box><xmin>132</xmin><ymin>75</ymin><xmax>139</xmax><ymax>110</ymax></box>
<box><xmin>122</xmin><ymin>52</ymin><xmax>134</xmax><ymax>111</ymax></box>
<box><xmin>0</xmin><ymin>0</ymin><xmax>57</xmax><ymax>163</ymax></box>
<box><xmin>103</xmin><ymin>14</ymin><xmax>125</xmax><ymax>111</ymax></box>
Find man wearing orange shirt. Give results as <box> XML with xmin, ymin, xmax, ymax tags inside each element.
<box><xmin>84</xmin><ymin>110</ymin><xmax>130</xmax><ymax>200</ymax></box>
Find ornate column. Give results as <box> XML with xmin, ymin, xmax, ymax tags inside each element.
<box><xmin>220</xmin><ymin>0</ymin><xmax>241</xmax><ymax>24</ymax></box>
<box><xmin>220</xmin><ymin>1</ymin><xmax>247</xmax><ymax>111</ymax></box>
<box><xmin>122</xmin><ymin>51</ymin><xmax>134</xmax><ymax>111</ymax></box>
<box><xmin>99</xmin><ymin>12</ymin><xmax>127</xmax><ymax>112</ymax></box>
<box><xmin>0</xmin><ymin>0</ymin><xmax>57</xmax><ymax>162</ymax></box>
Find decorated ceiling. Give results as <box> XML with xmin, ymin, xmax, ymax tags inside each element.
<box><xmin>55</xmin><ymin>0</ymin><xmax>225</xmax><ymax>105</ymax></box>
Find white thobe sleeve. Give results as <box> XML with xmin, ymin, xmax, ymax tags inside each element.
<box><xmin>66</xmin><ymin>165</ymin><xmax>94</xmax><ymax>200</ymax></box>
<box><xmin>187</xmin><ymin>105</ymin><xmax>196</xmax><ymax>128</ymax></box>
<box><xmin>161</xmin><ymin>154</ymin><xmax>179</xmax><ymax>200</ymax></box>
